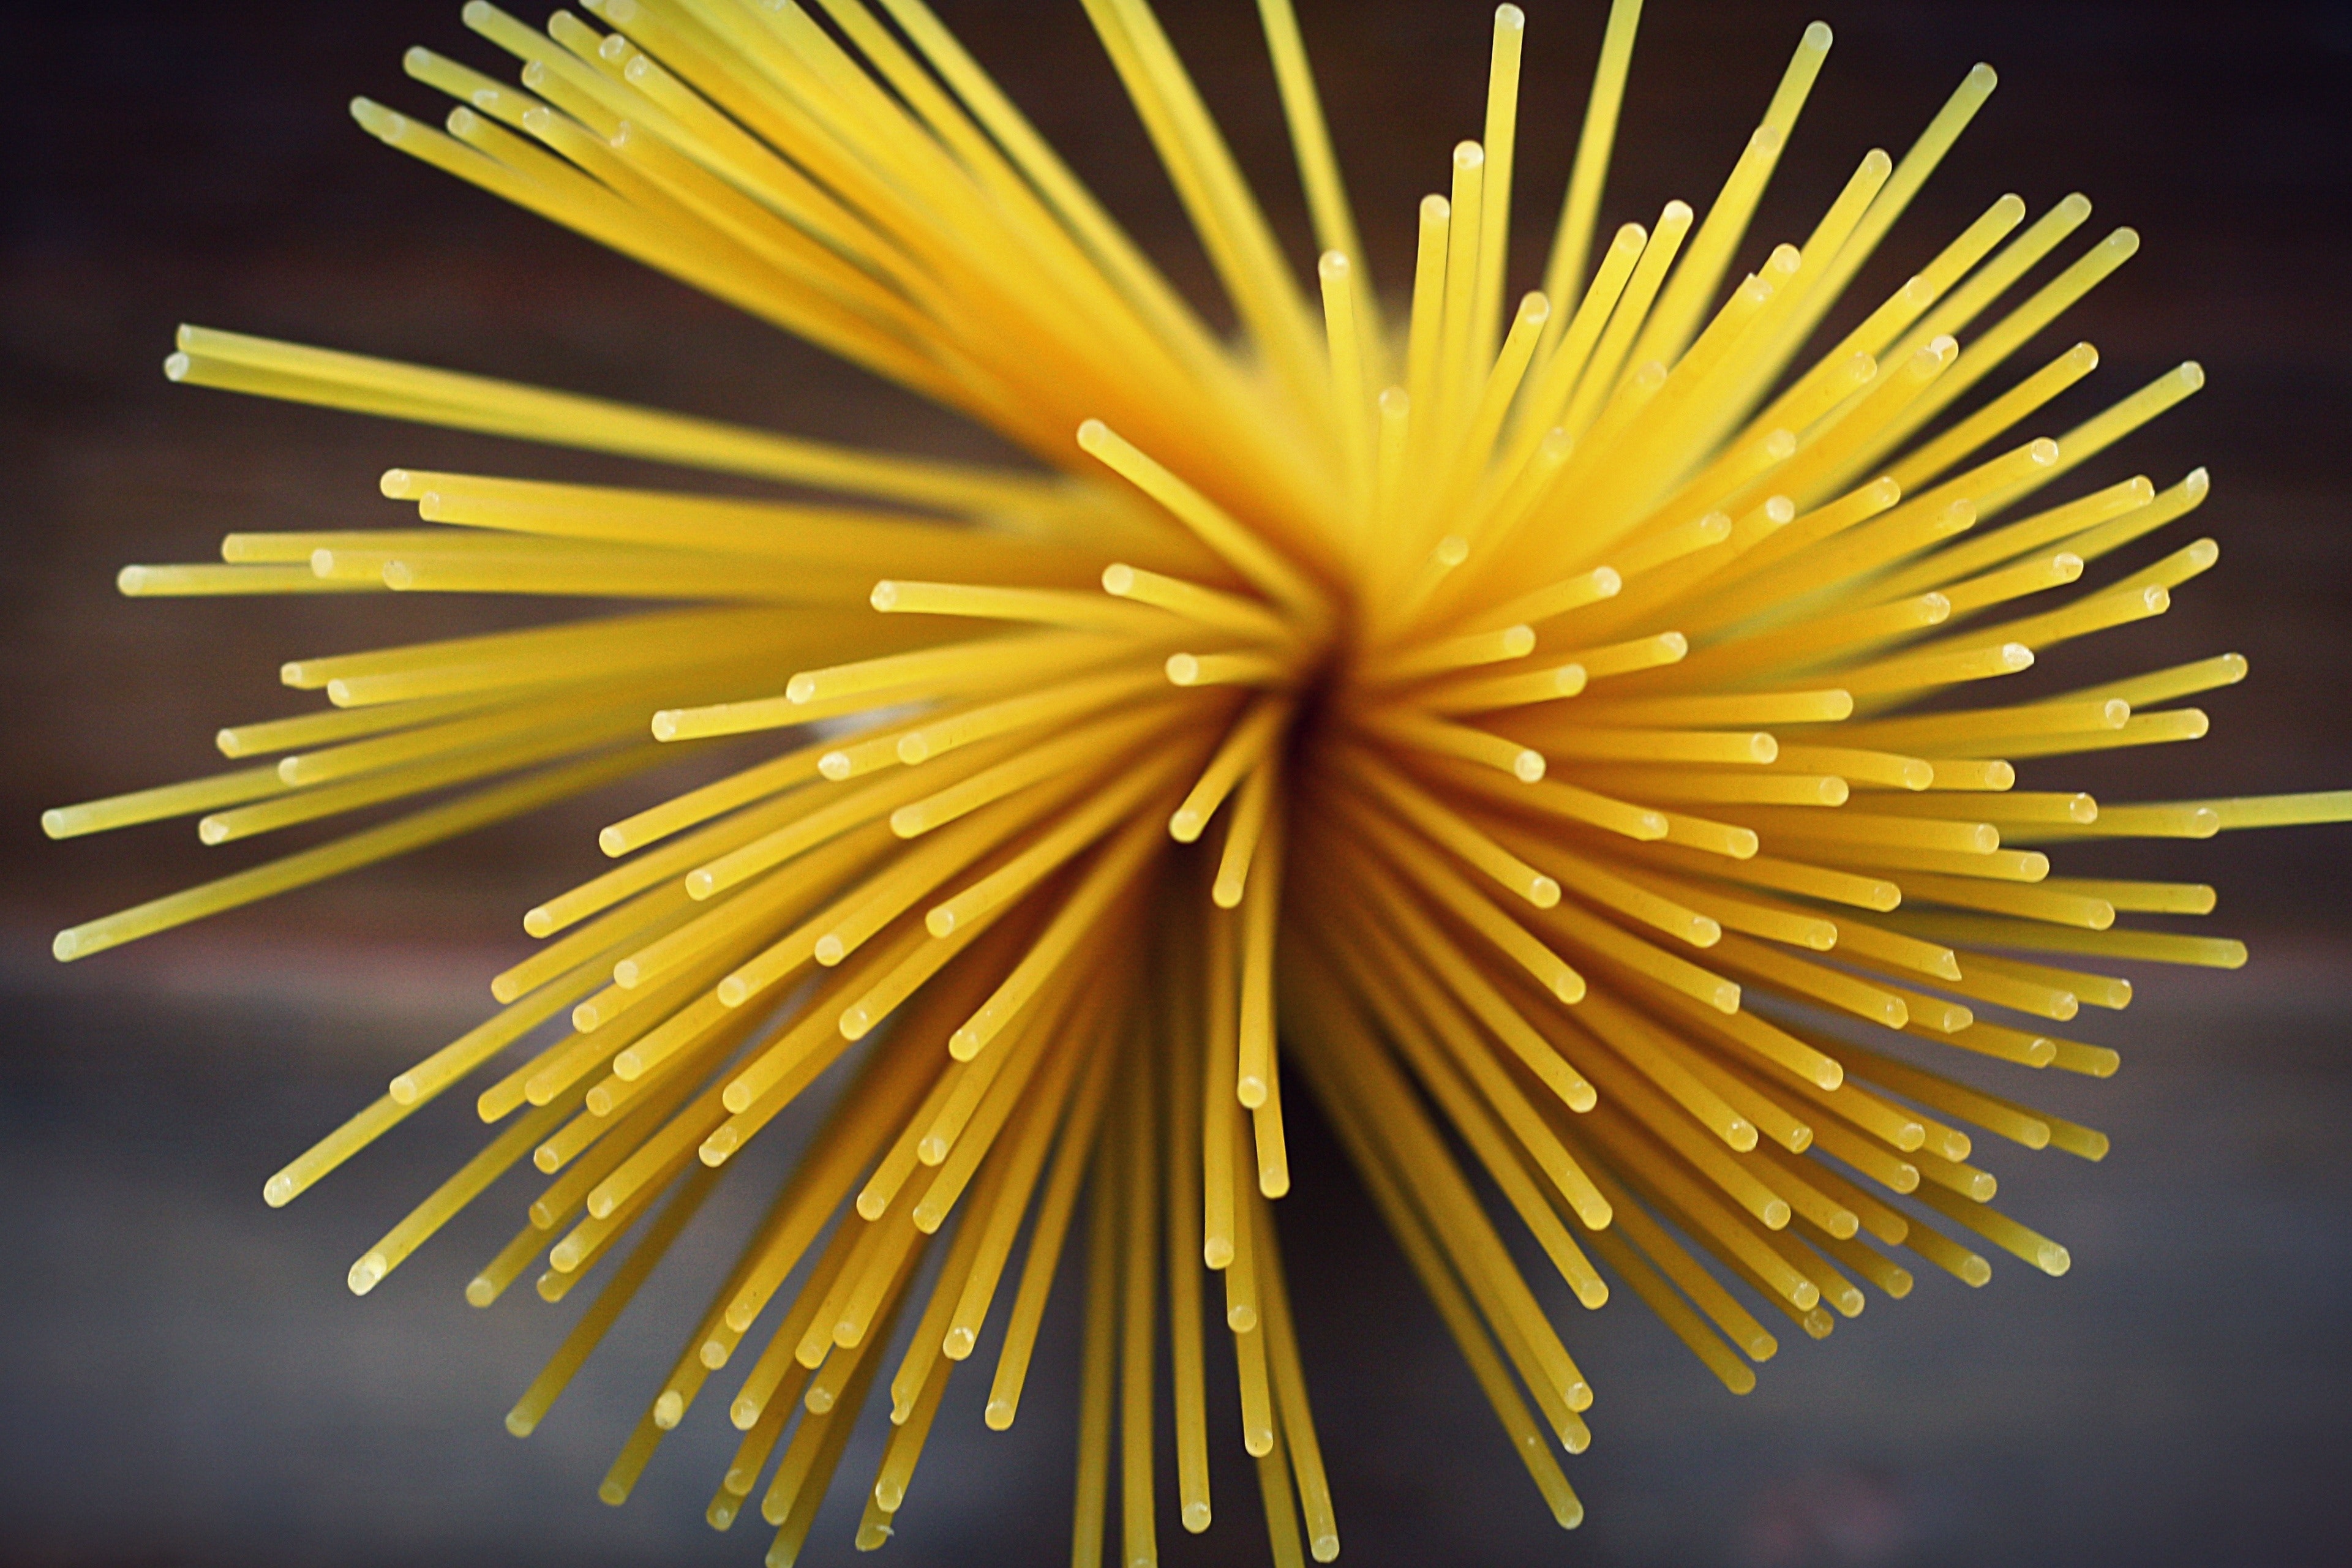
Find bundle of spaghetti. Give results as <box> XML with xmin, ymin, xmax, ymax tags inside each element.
<box><xmin>51</xmin><ymin>1</ymin><xmax>2352</xmax><ymax>1562</ymax></box>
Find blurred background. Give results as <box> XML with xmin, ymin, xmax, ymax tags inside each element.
<box><xmin>5</xmin><ymin>1</ymin><xmax>2350</xmax><ymax>1563</ymax></box>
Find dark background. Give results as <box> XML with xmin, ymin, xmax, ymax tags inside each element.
<box><xmin>4</xmin><ymin>2</ymin><xmax>2350</xmax><ymax>1564</ymax></box>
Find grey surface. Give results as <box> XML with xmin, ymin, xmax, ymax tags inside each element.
<box><xmin>2</xmin><ymin>932</ymin><xmax>2347</xmax><ymax>1567</ymax></box>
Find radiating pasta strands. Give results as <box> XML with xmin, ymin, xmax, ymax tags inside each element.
<box><xmin>50</xmin><ymin>1</ymin><xmax>2352</xmax><ymax>1562</ymax></box>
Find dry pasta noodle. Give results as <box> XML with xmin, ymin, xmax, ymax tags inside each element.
<box><xmin>49</xmin><ymin>1</ymin><xmax>2352</xmax><ymax>1562</ymax></box>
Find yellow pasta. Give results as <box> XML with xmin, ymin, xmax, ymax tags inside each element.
<box><xmin>50</xmin><ymin>2</ymin><xmax>2352</xmax><ymax>1562</ymax></box>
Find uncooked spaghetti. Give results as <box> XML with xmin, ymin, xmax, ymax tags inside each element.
<box><xmin>50</xmin><ymin>1</ymin><xmax>2352</xmax><ymax>1562</ymax></box>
